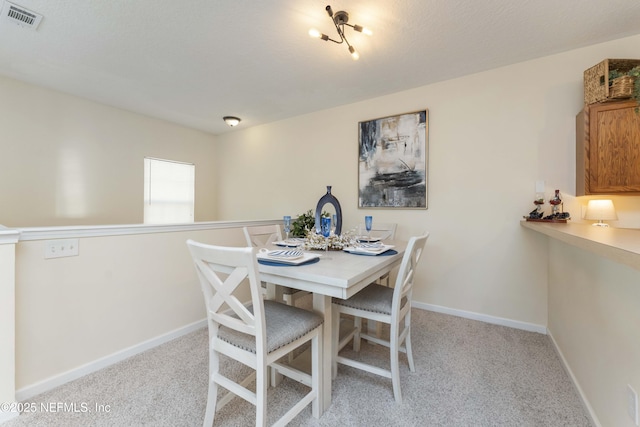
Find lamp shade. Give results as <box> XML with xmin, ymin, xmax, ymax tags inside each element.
<box><xmin>584</xmin><ymin>199</ymin><xmax>618</xmax><ymax>221</ymax></box>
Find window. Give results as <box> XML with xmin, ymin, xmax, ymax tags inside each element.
<box><xmin>144</xmin><ymin>157</ymin><xmax>195</xmax><ymax>224</ymax></box>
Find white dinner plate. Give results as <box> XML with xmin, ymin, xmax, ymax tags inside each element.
<box><xmin>356</xmin><ymin>236</ymin><xmax>382</xmax><ymax>243</ymax></box>
<box><xmin>262</xmin><ymin>249</ymin><xmax>303</xmax><ymax>259</ymax></box>
<box><xmin>257</xmin><ymin>251</ymin><xmax>321</xmax><ymax>265</ymax></box>
<box><xmin>358</xmin><ymin>242</ymin><xmax>383</xmax><ymax>249</ymax></box>
<box><xmin>343</xmin><ymin>244</ymin><xmax>394</xmax><ymax>256</ymax></box>
<box><xmin>273</xmin><ymin>239</ymin><xmax>304</xmax><ymax>247</ymax></box>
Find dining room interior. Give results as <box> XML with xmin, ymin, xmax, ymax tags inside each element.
<box><xmin>1</xmin><ymin>1</ymin><xmax>640</xmax><ymax>426</ymax></box>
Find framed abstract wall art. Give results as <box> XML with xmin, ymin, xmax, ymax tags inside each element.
<box><xmin>358</xmin><ymin>110</ymin><xmax>428</xmax><ymax>208</ymax></box>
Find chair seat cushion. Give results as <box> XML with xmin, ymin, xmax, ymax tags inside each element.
<box><xmin>333</xmin><ymin>283</ymin><xmax>394</xmax><ymax>315</ymax></box>
<box><xmin>218</xmin><ymin>300</ymin><xmax>323</xmax><ymax>354</ymax></box>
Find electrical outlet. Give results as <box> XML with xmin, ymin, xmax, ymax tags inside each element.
<box><xmin>628</xmin><ymin>384</ymin><xmax>639</xmax><ymax>426</ymax></box>
<box><xmin>44</xmin><ymin>239</ymin><xmax>79</xmax><ymax>259</ymax></box>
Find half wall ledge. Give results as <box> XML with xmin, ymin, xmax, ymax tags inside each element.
<box><xmin>520</xmin><ymin>220</ymin><xmax>640</xmax><ymax>272</ymax></box>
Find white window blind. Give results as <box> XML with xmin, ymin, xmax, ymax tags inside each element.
<box><xmin>144</xmin><ymin>157</ymin><xmax>195</xmax><ymax>224</ymax></box>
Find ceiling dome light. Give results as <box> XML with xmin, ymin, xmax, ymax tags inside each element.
<box><xmin>223</xmin><ymin>116</ymin><xmax>241</xmax><ymax>127</ymax></box>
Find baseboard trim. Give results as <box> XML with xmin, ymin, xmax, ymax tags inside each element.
<box><xmin>0</xmin><ymin>409</ymin><xmax>19</xmax><ymax>424</ymax></box>
<box><xmin>547</xmin><ymin>330</ymin><xmax>601</xmax><ymax>427</ymax></box>
<box><xmin>412</xmin><ymin>301</ymin><xmax>548</xmax><ymax>334</ymax></box>
<box><xmin>16</xmin><ymin>319</ymin><xmax>206</xmax><ymax>402</ymax></box>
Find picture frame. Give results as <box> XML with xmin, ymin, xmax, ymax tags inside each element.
<box><xmin>358</xmin><ymin>110</ymin><xmax>428</xmax><ymax>209</ymax></box>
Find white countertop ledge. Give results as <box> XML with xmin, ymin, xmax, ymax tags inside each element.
<box><xmin>520</xmin><ymin>220</ymin><xmax>640</xmax><ymax>272</ymax></box>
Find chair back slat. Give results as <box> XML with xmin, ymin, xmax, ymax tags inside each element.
<box><xmin>187</xmin><ymin>240</ymin><xmax>266</xmax><ymax>344</ymax></box>
<box><xmin>393</xmin><ymin>233</ymin><xmax>429</xmax><ymax>308</ymax></box>
<box><xmin>357</xmin><ymin>222</ymin><xmax>397</xmax><ymax>240</ymax></box>
<box><xmin>243</xmin><ymin>224</ymin><xmax>283</xmax><ymax>247</ymax></box>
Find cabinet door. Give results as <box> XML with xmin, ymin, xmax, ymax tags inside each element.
<box><xmin>589</xmin><ymin>101</ymin><xmax>640</xmax><ymax>194</ymax></box>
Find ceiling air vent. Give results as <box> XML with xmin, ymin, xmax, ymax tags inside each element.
<box><xmin>1</xmin><ymin>1</ymin><xmax>43</xmax><ymax>30</ymax></box>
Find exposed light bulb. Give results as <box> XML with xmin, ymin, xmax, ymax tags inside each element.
<box><xmin>353</xmin><ymin>25</ymin><xmax>373</xmax><ymax>36</ymax></box>
<box><xmin>309</xmin><ymin>28</ymin><xmax>329</xmax><ymax>41</ymax></box>
<box><xmin>349</xmin><ymin>46</ymin><xmax>359</xmax><ymax>60</ymax></box>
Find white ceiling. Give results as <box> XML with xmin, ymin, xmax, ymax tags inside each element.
<box><xmin>1</xmin><ymin>0</ymin><xmax>639</xmax><ymax>135</ymax></box>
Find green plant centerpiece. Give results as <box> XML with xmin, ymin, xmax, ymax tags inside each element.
<box><xmin>290</xmin><ymin>210</ymin><xmax>319</xmax><ymax>237</ymax></box>
<box><xmin>290</xmin><ymin>209</ymin><xmax>356</xmax><ymax>250</ymax></box>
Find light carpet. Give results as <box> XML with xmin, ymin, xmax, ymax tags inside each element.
<box><xmin>4</xmin><ymin>302</ymin><xmax>592</xmax><ymax>426</ymax></box>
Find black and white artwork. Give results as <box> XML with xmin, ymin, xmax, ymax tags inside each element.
<box><xmin>358</xmin><ymin>110</ymin><xmax>428</xmax><ymax>208</ymax></box>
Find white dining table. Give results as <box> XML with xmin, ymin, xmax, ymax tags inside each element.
<box><xmin>256</xmin><ymin>240</ymin><xmax>407</xmax><ymax>414</ymax></box>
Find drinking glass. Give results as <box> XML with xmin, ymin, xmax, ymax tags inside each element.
<box><xmin>321</xmin><ymin>216</ymin><xmax>331</xmax><ymax>238</ymax></box>
<box><xmin>331</xmin><ymin>214</ymin><xmax>337</xmax><ymax>235</ymax></box>
<box><xmin>322</xmin><ymin>216</ymin><xmax>332</xmax><ymax>258</ymax></box>
<box><xmin>283</xmin><ymin>215</ymin><xmax>291</xmax><ymax>240</ymax></box>
<box><xmin>365</xmin><ymin>215</ymin><xmax>373</xmax><ymax>238</ymax></box>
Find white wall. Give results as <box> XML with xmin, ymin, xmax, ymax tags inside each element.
<box><xmin>548</xmin><ymin>240</ymin><xmax>640</xmax><ymax>427</ymax></box>
<box><xmin>0</xmin><ymin>76</ymin><xmax>218</xmax><ymax>227</ymax></box>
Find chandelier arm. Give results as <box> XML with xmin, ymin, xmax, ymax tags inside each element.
<box><xmin>331</xmin><ymin>21</ymin><xmax>346</xmax><ymax>44</ymax></box>
<box><xmin>339</xmin><ymin>28</ymin><xmax>353</xmax><ymax>50</ymax></box>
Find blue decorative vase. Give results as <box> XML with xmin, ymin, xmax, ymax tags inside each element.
<box><xmin>315</xmin><ymin>186</ymin><xmax>343</xmax><ymax>235</ymax></box>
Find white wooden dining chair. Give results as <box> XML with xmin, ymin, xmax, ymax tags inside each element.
<box><xmin>243</xmin><ymin>225</ymin><xmax>310</xmax><ymax>306</ymax></box>
<box><xmin>357</xmin><ymin>222</ymin><xmax>397</xmax><ymax>242</ymax></box>
<box><xmin>187</xmin><ymin>239</ymin><xmax>323</xmax><ymax>427</ymax></box>
<box><xmin>331</xmin><ymin>232</ymin><xmax>429</xmax><ymax>403</ymax></box>
<box><xmin>357</xmin><ymin>222</ymin><xmax>397</xmax><ymax>286</ymax></box>
<box><xmin>356</xmin><ymin>222</ymin><xmax>398</xmax><ymax>338</ymax></box>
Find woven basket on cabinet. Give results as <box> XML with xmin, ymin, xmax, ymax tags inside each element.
<box><xmin>584</xmin><ymin>58</ymin><xmax>640</xmax><ymax>104</ymax></box>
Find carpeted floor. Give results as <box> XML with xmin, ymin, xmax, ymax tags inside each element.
<box><xmin>4</xmin><ymin>301</ymin><xmax>592</xmax><ymax>426</ymax></box>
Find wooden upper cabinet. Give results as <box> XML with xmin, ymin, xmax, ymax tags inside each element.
<box><xmin>576</xmin><ymin>100</ymin><xmax>640</xmax><ymax>195</ymax></box>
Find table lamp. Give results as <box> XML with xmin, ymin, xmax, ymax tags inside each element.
<box><xmin>584</xmin><ymin>199</ymin><xmax>617</xmax><ymax>227</ymax></box>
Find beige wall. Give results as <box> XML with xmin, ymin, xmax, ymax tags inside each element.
<box><xmin>213</xmin><ymin>34</ymin><xmax>640</xmax><ymax>425</ymax></box>
<box><xmin>2</xmin><ymin>29</ymin><xmax>640</xmax><ymax>426</ymax></box>
<box><xmin>548</xmin><ymin>240</ymin><xmax>640</xmax><ymax>427</ymax></box>
<box><xmin>0</xmin><ymin>236</ymin><xmax>18</xmax><ymax>413</ymax></box>
<box><xmin>14</xmin><ymin>226</ymin><xmax>246</xmax><ymax>391</ymax></box>
<box><xmin>214</xmin><ymin>33</ymin><xmax>640</xmax><ymax>329</ymax></box>
<box><xmin>0</xmin><ymin>76</ymin><xmax>218</xmax><ymax>227</ymax></box>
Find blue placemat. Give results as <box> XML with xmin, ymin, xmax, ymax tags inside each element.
<box><xmin>258</xmin><ymin>257</ymin><xmax>321</xmax><ymax>267</ymax></box>
<box><xmin>347</xmin><ymin>249</ymin><xmax>398</xmax><ymax>256</ymax></box>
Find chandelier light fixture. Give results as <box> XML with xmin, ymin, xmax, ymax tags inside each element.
<box><xmin>309</xmin><ymin>5</ymin><xmax>372</xmax><ymax>60</ymax></box>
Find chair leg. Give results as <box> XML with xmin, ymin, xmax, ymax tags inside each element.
<box><xmin>353</xmin><ymin>317</ymin><xmax>362</xmax><ymax>352</ymax></box>
<box><xmin>284</xmin><ymin>294</ymin><xmax>295</xmax><ymax>364</ymax></box>
<box><xmin>203</xmin><ymin>380</ymin><xmax>217</xmax><ymax>427</ymax></box>
<box><xmin>204</xmin><ymin>350</ymin><xmax>219</xmax><ymax>427</ymax></box>
<box><xmin>256</xmin><ymin>363</ymin><xmax>268</xmax><ymax>427</ymax></box>
<box><xmin>364</xmin><ymin>319</ymin><xmax>383</xmax><ymax>345</ymax></box>
<box><xmin>405</xmin><ymin>312</ymin><xmax>415</xmax><ymax>372</ymax></box>
<box><xmin>331</xmin><ymin>308</ymin><xmax>340</xmax><ymax>379</ymax></box>
<box><xmin>390</xmin><ymin>322</ymin><xmax>402</xmax><ymax>403</ymax></box>
<box><xmin>311</xmin><ymin>329</ymin><xmax>322</xmax><ymax>419</ymax></box>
